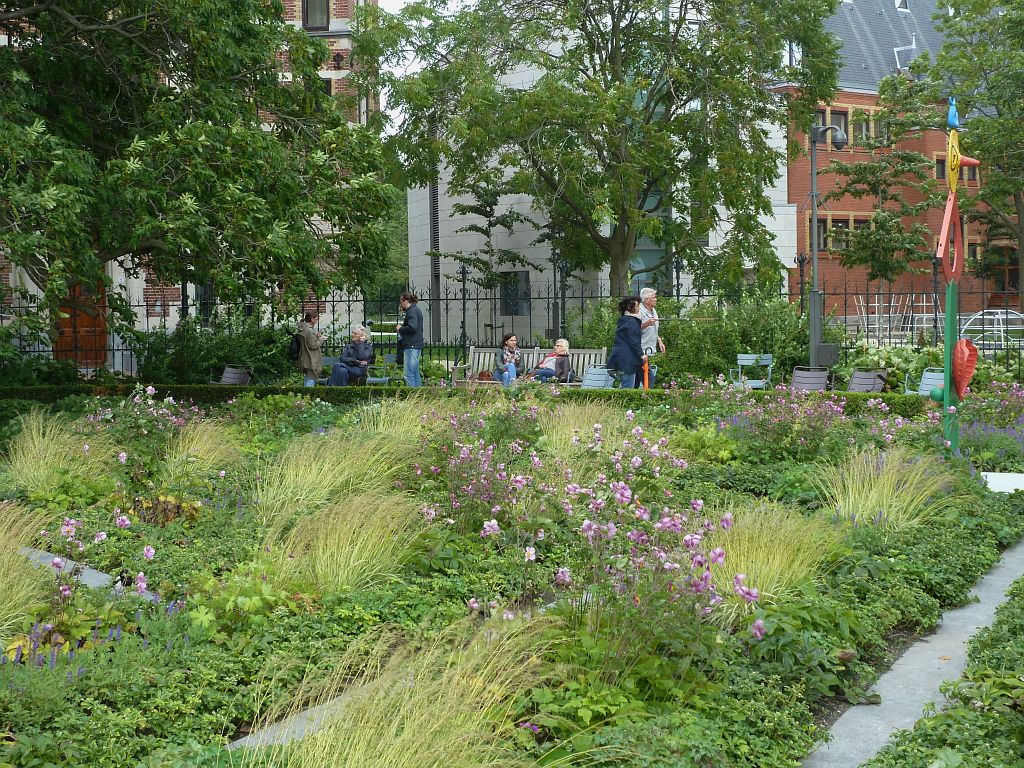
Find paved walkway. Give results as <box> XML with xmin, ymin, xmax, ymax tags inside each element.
<box><xmin>803</xmin><ymin>472</ymin><xmax>1024</xmax><ymax>767</ymax></box>
<box><xmin>22</xmin><ymin>547</ymin><xmax>158</xmax><ymax>601</ymax></box>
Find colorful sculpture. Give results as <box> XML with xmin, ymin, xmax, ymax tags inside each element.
<box><xmin>933</xmin><ymin>98</ymin><xmax>981</xmax><ymax>452</ymax></box>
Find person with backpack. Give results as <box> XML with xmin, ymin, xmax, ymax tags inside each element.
<box><xmin>396</xmin><ymin>292</ymin><xmax>424</xmax><ymax>387</ymax></box>
<box><xmin>296</xmin><ymin>311</ymin><xmax>324</xmax><ymax>387</ymax></box>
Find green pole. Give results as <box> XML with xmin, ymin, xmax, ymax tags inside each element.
<box><xmin>942</xmin><ymin>281</ymin><xmax>959</xmax><ymax>454</ymax></box>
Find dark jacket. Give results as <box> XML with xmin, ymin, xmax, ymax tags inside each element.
<box><xmin>340</xmin><ymin>339</ymin><xmax>375</xmax><ymax>366</ymax></box>
<box><xmin>607</xmin><ymin>315</ymin><xmax>643</xmax><ymax>374</ymax></box>
<box><xmin>398</xmin><ymin>303</ymin><xmax>424</xmax><ymax>349</ymax></box>
<box><xmin>533</xmin><ymin>352</ymin><xmax>574</xmax><ymax>383</ymax></box>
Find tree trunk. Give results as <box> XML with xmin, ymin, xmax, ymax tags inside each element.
<box><xmin>607</xmin><ymin>223</ymin><xmax>637</xmax><ymax>297</ymax></box>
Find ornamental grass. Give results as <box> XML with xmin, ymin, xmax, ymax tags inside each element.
<box><xmin>159</xmin><ymin>419</ymin><xmax>242</xmax><ymax>490</ymax></box>
<box><xmin>705</xmin><ymin>501</ymin><xmax>844</xmax><ymax>628</ymax></box>
<box><xmin>536</xmin><ymin>401</ymin><xmax>629</xmax><ymax>456</ymax></box>
<box><xmin>0</xmin><ymin>503</ymin><xmax>49</xmax><ymax>647</ymax></box>
<box><xmin>357</xmin><ymin>393</ymin><xmax>465</xmax><ymax>439</ymax></box>
<box><xmin>3</xmin><ymin>410</ymin><xmax>114</xmax><ymax>496</ymax></box>
<box><xmin>813</xmin><ymin>446</ymin><xmax>968</xmax><ymax>532</ymax></box>
<box><xmin>273</xmin><ymin>491</ymin><xmax>421</xmax><ymax>591</ymax></box>
<box><xmin>240</xmin><ymin>619</ymin><xmax>558</xmax><ymax>768</ymax></box>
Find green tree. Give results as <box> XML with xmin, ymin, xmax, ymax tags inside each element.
<box><xmin>824</xmin><ymin>69</ymin><xmax>944</xmax><ymax>282</ymax></box>
<box><xmin>934</xmin><ymin>0</ymin><xmax>1024</xmax><ymax>306</ymax></box>
<box><xmin>0</xmin><ymin>0</ymin><xmax>396</xmax><ymax>320</ymax></box>
<box><xmin>356</xmin><ymin>0</ymin><xmax>840</xmax><ymax>296</ymax></box>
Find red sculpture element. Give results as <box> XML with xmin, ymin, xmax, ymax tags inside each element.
<box><xmin>952</xmin><ymin>338</ymin><xmax>978</xmax><ymax>400</ymax></box>
<box><xmin>937</xmin><ymin>192</ymin><xmax>965</xmax><ymax>282</ymax></box>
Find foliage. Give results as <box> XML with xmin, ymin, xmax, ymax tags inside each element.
<box><xmin>813</xmin><ymin>446</ymin><xmax>967</xmax><ymax>531</ymax></box>
<box><xmin>160</xmin><ymin>420</ymin><xmax>242</xmax><ymax>492</ymax></box>
<box><xmin>274</xmin><ymin>492</ymin><xmax>423</xmax><ymax>592</ymax></box>
<box><xmin>2</xmin><ymin>410</ymin><xmax>115</xmax><ymax>496</ymax></box>
<box><xmin>824</xmin><ymin>69</ymin><xmax>944</xmax><ymax>282</ymax></box>
<box><xmin>703</xmin><ymin>502</ymin><xmax>843</xmax><ymax>627</ymax></box>
<box><xmin>838</xmin><ymin>341</ymin><xmax>1014</xmax><ymax>393</ymax></box>
<box><xmin>535</xmin><ymin>400</ymin><xmax>630</xmax><ymax>458</ymax></box>
<box><xmin>359</xmin><ymin>0</ymin><xmax>840</xmax><ymax>294</ymax></box>
<box><xmin>960</xmin><ymin>421</ymin><xmax>1024</xmax><ymax>472</ymax></box>
<box><xmin>0</xmin><ymin>504</ymin><xmax>49</xmax><ymax>648</ymax></box>
<box><xmin>933</xmin><ymin>0</ymin><xmax>1024</xmax><ymax>305</ymax></box>
<box><xmin>0</xmin><ymin>0</ymin><xmax>395</xmax><ymax>316</ymax></box>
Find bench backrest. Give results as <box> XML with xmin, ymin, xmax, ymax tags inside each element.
<box><xmin>580</xmin><ymin>364</ymin><xmax>614</xmax><ymax>389</ymax></box>
<box><xmin>791</xmin><ymin>366</ymin><xmax>829</xmax><ymax>391</ymax></box>
<box><xmin>848</xmin><ymin>369</ymin><xmax>887</xmax><ymax>393</ymax></box>
<box><xmin>917</xmin><ymin>368</ymin><xmax>945</xmax><ymax>396</ymax></box>
<box><xmin>217</xmin><ymin>365</ymin><xmax>252</xmax><ymax>385</ymax></box>
<box><xmin>461</xmin><ymin>346</ymin><xmax>607</xmax><ymax>379</ymax></box>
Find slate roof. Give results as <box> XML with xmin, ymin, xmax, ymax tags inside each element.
<box><xmin>826</xmin><ymin>0</ymin><xmax>947</xmax><ymax>92</ymax></box>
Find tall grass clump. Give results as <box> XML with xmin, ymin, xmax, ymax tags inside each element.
<box><xmin>273</xmin><ymin>492</ymin><xmax>421</xmax><ymax>591</ymax></box>
<box><xmin>240</xmin><ymin>619</ymin><xmax>555</xmax><ymax>768</ymax></box>
<box><xmin>813</xmin><ymin>446</ymin><xmax>967</xmax><ymax>532</ymax></box>
<box><xmin>536</xmin><ymin>401</ymin><xmax>629</xmax><ymax>456</ymax></box>
<box><xmin>0</xmin><ymin>503</ymin><xmax>49</xmax><ymax>646</ymax></box>
<box><xmin>3</xmin><ymin>410</ymin><xmax>113</xmax><ymax>495</ymax></box>
<box><xmin>357</xmin><ymin>393</ymin><xmax>464</xmax><ymax>440</ymax></box>
<box><xmin>160</xmin><ymin>419</ymin><xmax>241</xmax><ymax>489</ymax></box>
<box><xmin>252</xmin><ymin>431</ymin><xmax>407</xmax><ymax>531</ymax></box>
<box><xmin>706</xmin><ymin>501</ymin><xmax>844</xmax><ymax>628</ymax></box>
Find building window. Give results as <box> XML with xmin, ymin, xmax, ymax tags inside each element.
<box><xmin>853</xmin><ymin>118</ymin><xmax>871</xmax><ymax>146</ymax></box>
<box><xmin>814</xmin><ymin>109</ymin><xmax>827</xmax><ymax>129</ymax></box>
<box><xmin>500</xmin><ymin>271</ymin><xmax>531</xmax><ymax>317</ymax></box>
<box><xmin>967</xmin><ymin>165</ymin><xmax>978</xmax><ymax>182</ymax></box>
<box><xmin>935</xmin><ymin>158</ymin><xmax>946</xmax><ymax>180</ymax></box>
<box><xmin>830</xmin><ymin>219</ymin><xmax>850</xmax><ymax>249</ymax></box>
<box><xmin>829</xmin><ymin>110</ymin><xmax>849</xmax><ymax>148</ymax></box>
<box><xmin>873</xmin><ymin>117</ymin><xmax>890</xmax><ymax>144</ymax></box>
<box><xmin>854</xmin><ymin>218</ymin><xmax>872</xmax><ymax>231</ymax></box>
<box><xmin>321</xmin><ymin>78</ymin><xmax>332</xmax><ymax>96</ymax></box>
<box><xmin>784</xmin><ymin>42</ymin><xmax>802</xmax><ymax>67</ymax></box>
<box><xmin>814</xmin><ymin>218</ymin><xmax>829</xmax><ymax>249</ymax></box>
<box><xmin>967</xmin><ymin>243</ymin><xmax>980</xmax><ymax>263</ymax></box>
<box><xmin>303</xmin><ymin>0</ymin><xmax>329</xmax><ymax>30</ymax></box>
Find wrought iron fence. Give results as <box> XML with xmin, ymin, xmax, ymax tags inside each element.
<box><xmin>3</xmin><ymin>275</ymin><xmax>1024</xmax><ymax>380</ymax></box>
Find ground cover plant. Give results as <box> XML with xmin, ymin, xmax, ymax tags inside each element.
<box><xmin>0</xmin><ymin>382</ymin><xmax>1022</xmax><ymax>767</ymax></box>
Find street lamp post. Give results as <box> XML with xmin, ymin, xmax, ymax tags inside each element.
<box><xmin>557</xmin><ymin>257</ymin><xmax>570</xmax><ymax>338</ymax></box>
<box><xmin>808</xmin><ymin>122</ymin><xmax>847</xmax><ymax>368</ymax></box>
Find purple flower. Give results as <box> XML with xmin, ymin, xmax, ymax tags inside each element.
<box><xmin>502</xmin><ymin>609</ymin><xmax>516</xmax><ymax>621</ymax></box>
<box><xmin>116</xmin><ymin>515</ymin><xmax>131</xmax><ymax>529</ymax></box>
<box><xmin>709</xmin><ymin>547</ymin><xmax>726</xmax><ymax>566</ymax></box>
<box><xmin>218</xmin><ymin>470</ymin><xmax>226</xmax><ymax>478</ymax></box>
<box><xmin>135</xmin><ymin>572</ymin><xmax>147</xmax><ymax>595</ymax></box>
<box><xmin>59</xmin><ymin>584</ymin><xmax>72</xmax><ymax>598</ymax></box>
<box><xmin>480</xmin><ymin>519</ymin><xmax>501</xmax><ymax>537</ymax></box>
<box><xmin>145</xmin><ymin>385</ymin><xmax>157</xmax><ymax>396</ymax></box>
<box><xmin>690</xmin><ymin>499</ymin><xmax>704</xmax><ymax>513</ymax></box>
<box><xmin>610</xmin><ymin>481</ymin><xmax>633</xmax><ymax>505</ymax></box>
<box><xmin>94</xmin><ymin>531</ymin><xmax>108</xmax><ymax>544</ymax></box>
<box><xmin>143</xmin><ymin>545</ymin><xmax>155</xmax><ymax>560</ymax></box>
<box><xmin>51</xmin><ymin>557</ymin><xmax>64</xmax><ymax>571</ymax></box>
<box><xmin>519</xmin><ymin>722</ymin><xmax>541</xmax><ymax>733</ymax></box>
<box><xmin>580</xmin><ymin>519</ymin><xmax>598</xmax><ymax>540</ymax></box>
<box><xmin>117</xmin><ymin>451</ymin><xmax>128</xmax><ymax>464</ymax></box>
<box><xmin>467</xmin><ymin>598</ymin><xmax>481</xmax><ymax>611</ymax></box>
<box><xmin>554</xmin><ymin>567</ymin><xmax>572</xmax><ymax>586</ymax></box>
<box><xmin>720</xmin><ymin>513</ymin><xmax>734</xmax><ymax>530</ymax></box>
<box><xmin>751</xmin><ymin>618</ymin><xmax>766</xmax><ymax>640</ymax></box>
<box><xmin>535</xmin><ymin>529</ymin><xmax>545</xmax><ymax>541</ymax></box>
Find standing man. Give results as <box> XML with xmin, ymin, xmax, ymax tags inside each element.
<box><xmin>396</xmin><ymin>291</ymin><xmax>424</xmax><ymax>387</ymax></box>
<box><xmin>637</xmin><ymin>287</ymin><xmax>665</xmax><ymax>388</ymax></box>
<box><xmin>297</xmin><ymin>311</ymin><xmax>324</xmax><ymax>387</ymax></box>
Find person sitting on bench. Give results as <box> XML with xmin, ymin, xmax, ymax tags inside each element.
<box><xmin>328</xmin><ymin>326</ymin><xmax>375</xmax><ymax>386</ymax></box>
<box><xmin>527</xmin><ymin>339</ymin><xmax>575</xmax><ymax>383</ymax></box>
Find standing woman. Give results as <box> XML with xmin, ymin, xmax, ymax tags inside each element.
<box><xmin>297</xmin><ymin>311</ymin><xmax>325</xmax><ymax>387</ymax></box>
<box><xmin>607</xmin><ymin>297</ymin><xmax>646</xmax><ymax>389</ymax></box>
<box><xmin>494</xmin><ymin>332</ymin><xmax>522</xmax><ymax>387</ymax></box>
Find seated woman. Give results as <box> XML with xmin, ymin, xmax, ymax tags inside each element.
<box><xmin>328</xmin><ymin>326</ymin><xmax>375</xmax><ymax>386</ymax></box>
<box><xmin>607</xmin><ymin>296</ymin><xmax>646</xmax><ymax>389</ymax></box>
<box><xmin>528</xmin><ymin>338</ymin><xmax>574</xmax><ymax>383</ymax></box>
<box><xmin>493</xmin><ymin>332</ymin><xmax>521</xmax><ymax>387</ymax></box>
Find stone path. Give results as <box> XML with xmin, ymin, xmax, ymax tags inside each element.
<box><xmin>803</xmin><ymin>472</ymin><xmax>1024</xmax><ymax>767</ymax></box>
<box><xmin>22</xmin><ymin>546</ymin><xmax>158</xmax><ymax>601</ymax></box>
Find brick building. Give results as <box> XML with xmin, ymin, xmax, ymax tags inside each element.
<box><xmin>791</xmin><ymin>0</ymin><xmax>1014</xmax><ymax>323</ymax></box>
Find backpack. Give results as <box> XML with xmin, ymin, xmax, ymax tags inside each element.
<box><xmin>287</xmin><ymin>332</ymin><xmax>301</xmax><ymax>362</ymax></box>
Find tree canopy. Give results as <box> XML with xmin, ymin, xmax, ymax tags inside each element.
<box><xmin>357</xmin><ymin>0</ymin><xmax>840</xmax><ymax>295</ymax></box>
<box><xmin>934</xmin><ymin>0</ymin><xmax>1024</xmax><ymax>296</ymax></box>
<box><xmin>0</xmin><ymin>0</ymin><xmax>395</xmax><ymax>318</ymax></box>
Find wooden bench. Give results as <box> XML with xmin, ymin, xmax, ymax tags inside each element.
<box><xmin>451</xmin><ymin>346</ymin><xmax>607</xmax><ymax>386</ymax></box>
<box><xmin>211</xmin><ymin>365</ymin><xmax>253</xmax><ymax>385</ymax></box>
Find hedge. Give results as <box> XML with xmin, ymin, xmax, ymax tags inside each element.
<box><xmin>0</xmin><ymin>382</ymin><xmax>928</xmax><ymax>416</ymax></box>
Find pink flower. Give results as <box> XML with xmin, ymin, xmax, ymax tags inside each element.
<box><xmin>116</xmin><ymin>515</ymin><xmax>131</xmax><ymax>529</ymax></box>
<box><xmin>524</xmin><ymin>547</ymin><xmax>537</xmax><ymax>562</ymax></box>
<box><xmin>145</xmin><ymin>385</ymin><xmax>157</xmax><ymax>396</ymax></box>
<box><xmin>135</xmin><ymin>572</ymin><xmax>147</xmax><ymax>595</ymax></box>
<box><xmin>690</xmin><ymin>499</ymin><xmax>704</xmax><ymax>513</ymax></box>
<box><xmin>751</xmin><ymin>619</ymin><xmax>766</xmax><ymax>640</ymax></box>
<box><xmin>709</xmin><ymin>547</ymin><xmax>726</xmax><ymax>566</ymax></box>
<box><xmin>535</xmin><ymin>529</ymin><xmax>545</xmax><ymax>541</ymax></box>
<box><xmin>117</xmin><ymin>451</ymin><xmax>128</xmax><ymax>464</ymax></box>
<box><xmin>218</xmin><ymin>470</ymin><xmax>226</xmax><ymax>478</ymax></box>
<box><xmin>720</xmin><ymin>513</ymin><xmax>734</xmax><ymax>530</ymax></box>
<box><xmin>51</xmin><ymin>557</ymin><xmax>64</xmax><ymax>570</ymax></box>
<box><xmin>143</xmin><ymin>545</ymin><xmax>155</xmax><ymax>560</ymax></box>
<box><xmin>467</xmin><ymin>598</ymin><xmax>481</xmax><ymax>611</ymax></box>
<box><xmin>480</xmin><ymin>519</ymin><xmax>501</xmax><ymax>537</ymax></box>
<box><xmin>59</xmin><ymin>584</ymin><xmax>73</xmax><ymax>598</ymax></box>
<box><xmin>502</xmin><ymin>609</ymin><xmax>516</xmax><ymax>621</ymax></box>
<box><xmin>554</xmin><ymin>567</ymin><xmax>572</xmax><ymax>586</ymax></box>
<box><xmin>94</xmin><ymin>531</ymin><xmax>108</xmax><ymax>544</ymax></box>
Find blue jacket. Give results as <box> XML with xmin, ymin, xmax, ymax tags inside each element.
<box><xmin>607</xmin><ymin>315</ymin><xmax>643</xmax><ymax>374</ymax></box>
<box><xmin>398</xmin><ymin>303</ymin><xmax>424</xmax><ymax>349</ymax></box>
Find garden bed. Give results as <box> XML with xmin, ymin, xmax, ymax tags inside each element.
<box><xmin>1</xmin><ymin>383</ymin><xmax>1023</xmax><ymax>767</ymax></box>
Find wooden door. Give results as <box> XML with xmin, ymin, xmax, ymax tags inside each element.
<box><xmin>54</xmin><ymin>282</ymin><xmax>107</xmax><ymax>368</ymax></box>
